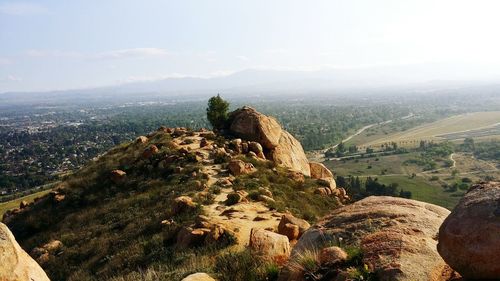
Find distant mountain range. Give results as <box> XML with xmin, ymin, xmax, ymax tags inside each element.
<box><xmin>1</xmin><ymin>65</ymin><xmax>499</xmax><ymax>105</ymax></box>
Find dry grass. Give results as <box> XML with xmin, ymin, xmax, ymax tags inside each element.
<box><xmin>362</xmin><ymin>111</ymin><xmax>500</xmax><ymax>147</ymax></box>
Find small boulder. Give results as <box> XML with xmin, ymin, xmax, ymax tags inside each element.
<box><xmin>142</xmin><ymin>144</ymin><xmax>159</xmax><ymax>159</ymax></box>
<box><xmin>309</xmin><ymin>162</ymin><xmax>334</xmax><ymax>179</ymax></box>
<box><xmin>110</xmin><ymin>169</ymin><xmax>126</xmax><ymax>184</ymax></box>
<box><xmin>278</xmin><ymin>214</ymin><xmax>310</xmax><ymax>239</ymax></box>
<box><xmin>279</xmin><ymin>223</ymin><xmax>300</xmax><ymax>241</ymax></box>
<box><xmin>19</xmin><ymin>200</ymin><xmax>29</xmax><ymax>209</ymax></box>
<box><xmin>176</xmin><ymin>227</ymin><xmax>209</xmax><ymax>248</ymax></box>
<box><xmin>258</xmin><ymin>194</ymin><xmax>276</xmax><ymax>204</ymax></box>
<box><xmin>249</xmin><ymin>228</ymin><xmax>291</xmax><ymax>261</ymax></box>
<box><xmin>437</xmin><ymin>181</ymin><xmax>500</xmax><ymax>279</ymax></box>
<box><xmin>258</xmin><ymin>187</ymin><xmax>273</xmax><ymax>198</ymax></box>
<box><xmin>249</xmin><ymin>141</ymin><xmax>266</xmax><ymax>159</ymax></box>
<box><xmin>171</xmin><ymin>196</ymin><xmax>197</xmax><ymax>215</ymax></box>
<box><xmin>227</xmin><ymin>159</ymin><xmax>256</xmax><ymax>176</ymax></box>
<box><xmin>319</xmin><ymin>246</ymin><xmax>347</xmax><ymax>265</ymax></box>
<box><xmin>135</xmin><ymin>136</ymin><xmax>148</xmax><ymax>144</ymax></box>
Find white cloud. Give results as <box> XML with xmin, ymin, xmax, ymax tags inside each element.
<box><xmin>24</xmin><ymin>48</ymin><xmax>169</xmax><ymax>61</ymax></box>
<box><xmin>236</xmin><ymin>55</ymin><xmax>249</xmax><ymax>61</ymax></box>
<box><xmin>2</xmin><ymin>75</ymin><xmax>22</xmax><ymax>82</ymax></box>
<box><xmin>93</xmin><ymin>48</ymin><xmax>169</xmax><ymax>60</ymax></box>
<box><xmin>264</xmin><ymin>48</ymin><xmax>293</xmax><ymax>55</ymax></box>
<box><xmin>25</xmin><ymin>49</ymin><xmax>82</xmax><ymax>58</ymax></box>
<box><xmin>0</xmin><ymin>2</ymin><xmax>48</xmax><ymax>15</ymax></box>
<box><xmin>0</xmin><ymin>57</ymin><xmax>11</xmax><ymax>65</ymax></box>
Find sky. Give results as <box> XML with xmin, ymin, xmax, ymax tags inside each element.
<box><xmin>1</xmin><ymin>0</ymin><xmax>500</xmax><ymax>92</ymax></box>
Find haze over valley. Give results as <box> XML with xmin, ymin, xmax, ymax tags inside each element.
<box><xmin>1</xmin><ymin>1</ymin><xmax>499</xmax><ymax>281</ymax></box>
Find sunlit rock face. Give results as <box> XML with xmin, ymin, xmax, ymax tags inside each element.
<box><xmin>228</xmin><ymin>106</ymin><xmax>311</xmax><ymax>176</ymax></box>
<box><xmin>0</xmin><ymin>222</ymin><xmax>51</xmax><ymax>281</ymax></box>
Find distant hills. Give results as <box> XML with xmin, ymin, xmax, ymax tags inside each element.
<box><xmin>1</xmin><ymin>64</ymin><xmax>500</xmax><ymax>106</ymax></box>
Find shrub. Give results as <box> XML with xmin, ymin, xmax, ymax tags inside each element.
<box><xmin>225</xmin><ymin>193</ymin><xmax>241</xmax><ymax>206</ymax></box>
<box><xmin>206</xmin><ymin>94</ymin><xmax>230</xmax><ymax>131</ymax></box>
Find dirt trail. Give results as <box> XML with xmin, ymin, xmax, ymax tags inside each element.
<box><xmin>176</xmin><ymin>133</ymin><xmax>284</xmax><ymax>248</ymax></box>
<box><xmin>203</xmin><ymin>187</ymin><xmax>283</xmax><ymax>248</ymax></box>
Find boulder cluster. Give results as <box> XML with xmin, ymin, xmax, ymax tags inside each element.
<box><xmin>248</xmin><ymin>213</ymin><xmax>312</xmax><ymax>263</ymax></box>
<box><xmin>226</xmin><ymin>107</ymin><xmax>347</xmax><ymax>201</ymax></box>
<box><xmin>30</xmin><ymin>240</ymin><xmax>64</xmax><ymax>266</ymax></box>
<box><xmin>228</xmin><ymin>106</ymin><xmax>311</xmax><ymax>176</ymax></box>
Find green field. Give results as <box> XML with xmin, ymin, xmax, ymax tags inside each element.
<box><xmin>375</xmin><ymin>176</ymin><xmax>464</xmax><ymax>209</ymax></box>
<box><xmin>351</xmin><ymin>111</ymin><xmax>500</xmax><ymax>149</ymax></box>
<box><xmin>0</xmin><ymin>189</ymin><xmax>53</xmax><ymax>217</ymax></box>
<box><xmin>325</xmin><ymin>151</ymin><xmax>499</xmax><ymax>210</ymax></box>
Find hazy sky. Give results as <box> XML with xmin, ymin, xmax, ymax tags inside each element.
<box><xmin>1</xmin><ymin>0</ymin><xmax>500</xmax><ymax>92</ymax></box>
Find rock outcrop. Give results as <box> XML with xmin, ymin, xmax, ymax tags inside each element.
<box><xmin>249</xmin><ymin>228</ymin><xmax>291</xmax><ymax>262</ymax></box>
<box><xmin>229</xmin><ymin>106</ymin><xmax>282</xmax><ymax>149</ymax></box>
<box><xmin>281</xmin><ymin>196</ymin><xmax>453</xmax><ymax>281</ymax></box>
<box><xmin>270</xmin><ymin>131</ymin><xmax>311</xmax><ymax>177</ymax></box>
<box><xmin>438</xmin><ymin>181</ymin><xmax>500</xmax><ymax>279</ymax></box>
<box><xmin>0</xmin><ymin>222</ymin><xmax>50</xmax><ymax>281</ymax></box>
<box><xmin>228</xmin><ymin>107</ymin><xmax>310</xmax><ymax>176</ymax></box>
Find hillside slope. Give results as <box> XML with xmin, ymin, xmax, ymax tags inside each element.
<box><xmin>3</xmin><ymin>108</ymin><xmax>344</xmax><ymax>281</ymax></box>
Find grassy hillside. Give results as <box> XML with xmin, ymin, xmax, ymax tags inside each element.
<box><xmin>5</xmin><ymin>128</ymin><xmax>341</xmax><ymax>281</ymax></box>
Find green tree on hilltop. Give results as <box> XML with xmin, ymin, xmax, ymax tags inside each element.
<box><xmin>207</xmin><ymin>94</ymin><xmax>230</xmax><ymax>131</ymax></box>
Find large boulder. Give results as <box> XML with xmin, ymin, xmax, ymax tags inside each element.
<box><xmin>270</xmin><ymin>131</ymin><xmax>310</xmax><ymax>177</ymax></box>
<box><xmin>229</xmin><ymin>106</ymin><xmax>282</xmax><ymax>149</ymax></box>
<box><xmin>0</xmin><ymin>223</ymin><xmax>50</xmax><ymax>281</ymax></box>
<box><xmin>282</xmin><ymin>196</ymin><xmax>453</xmax><ymax>281</ymax></box>
<box><xmin>228</xmin><ymin>107</ymin><xmax>311</xmax><ymax>176</ymax></box>
<box><xmin>437</xmin><ymin>181</ymin><xmax>500</xmax><ymax>279</ymax></box>
<box><xmin>181</xmin><ymin>273</ymin><xmax>216</xmax><ymax>281</ymax></box>
<box><xmin>309</xmin><ymin>162</ymin><xmax>333</xmax><ymax>179</ymax></box>
<box><xmin>249</xmin><ymin>228</ymin><xmax>291</xmax><ymax>261</ymax></box>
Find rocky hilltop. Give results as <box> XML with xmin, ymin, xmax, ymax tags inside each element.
<box><xmin>1</xmin><ymin>106</ymin><xmax>499</xmax><ymax>281</ymax></box>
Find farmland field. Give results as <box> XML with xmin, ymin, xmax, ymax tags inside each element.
<box><xmin>326</xmin><ymin>152</ymin><xmax>499</xmax><ymax>209</ymax></box>
<box><xmin>353</xmin><ymin>111</ymin><xmax>500</xmax><ymax>149</ymax></box>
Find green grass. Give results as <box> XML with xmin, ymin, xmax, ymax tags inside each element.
<box><xmin>375</xmin><ymin>176</ymin><xmax>463</xmax><ymax>210</ymax></box>
<box><xmin>325</xmin><ymin>152</ymin><xmax>478</xmax><ymax>210</ymax></box>
<box><xmin>325</xmin><ymin>153</ymin><xmax>423</xmax><ymax>177</ymax></box>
